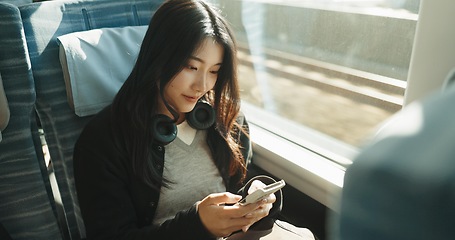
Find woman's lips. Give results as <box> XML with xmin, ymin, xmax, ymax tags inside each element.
<box><xmin>183</xmin><ymin>95</ymin><xmax>199</xmax><ymax>103</ymax></box>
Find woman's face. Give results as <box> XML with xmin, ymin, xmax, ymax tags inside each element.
<box><xmin>160</xmin><ymin>38</ymin><xmax>224</xmax><ymax>120</ymax></box>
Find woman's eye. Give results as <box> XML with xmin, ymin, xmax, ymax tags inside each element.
<box><xmin>187</xmin><ymin>65</ymin><xmax>197</xmax><ymax>71</ymax></box>
<box><xmin>210</xmin><ymin>70</ymin><xmax>219</xmax><ymax>75</ymax></box>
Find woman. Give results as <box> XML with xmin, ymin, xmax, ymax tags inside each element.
<box><xmin>73</xmin><ymin>0</ymin><xmax>279</xmax><ymax>239</ymax></box>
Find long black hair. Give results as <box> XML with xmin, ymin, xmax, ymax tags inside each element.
<box><xmin>111</xmin><ymin>0</ymin><xmax>247</xmax><ymax>189</ymax></box>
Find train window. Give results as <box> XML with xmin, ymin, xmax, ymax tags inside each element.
<box><xmin>208</xmin><ymin>0</ymin><xmax>421</xmax><ymax>207</ymax></box>
<box><xmin>209</xmin><ymin>0</ymin><xmax>420</xmax><ymax>161</ymax></box>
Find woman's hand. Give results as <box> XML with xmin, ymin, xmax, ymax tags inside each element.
<box><xmin>197</xmin><ymin>192</ymin><xmax>268</xmax><ymax>237</ymax></box>
<box><xmin>240</xmin><ymin>180</ymin><xmax>276</xmax><ymax>232</ymax></box>
<box><xmin>197</xmin><ymin>180</ymin><xmax>277</xmax><ymax>237</ymax></box>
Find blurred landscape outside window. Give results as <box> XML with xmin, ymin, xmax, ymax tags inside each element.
<box><xmin>209</xmin><ymin>0</ymin><xmax>420</xmax><ymax>163</ymax></box>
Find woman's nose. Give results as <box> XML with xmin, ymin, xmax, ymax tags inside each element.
<box><xmin>193</xmin><ymin>72</ymin><xmax>207</xmax><ymax>92</ymax></box>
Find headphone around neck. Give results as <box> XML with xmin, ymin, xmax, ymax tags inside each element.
<box><xmin>151</xmin><ymin>100</ymin><xmax>215</xmax><ymax>145</ymax></box>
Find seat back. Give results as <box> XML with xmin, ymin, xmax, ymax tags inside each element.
<box><xmin>0</xmin><ymin>2</ymin><xmax>61</xmax><ymax>239</ymax></box>
<box><xmin>19</xmin><ymin>0</ymin><xmax>161</xmax><ymax>238</ymax></box>
<box><xmin>333</xmin><ymin>71</ymin><xmax>455</xmax><ymax>240</ymax></box>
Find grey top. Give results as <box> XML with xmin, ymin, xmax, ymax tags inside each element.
<box><xmin>153</xmin><ymin>124</ymin><xmax>226</xmax><ymax>226</ymax></box>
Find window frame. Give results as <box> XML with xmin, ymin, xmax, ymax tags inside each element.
<box><xmin>242</xmin><ymin>102</ymin><xmax>353</xmax><ymax>210</ymax></box>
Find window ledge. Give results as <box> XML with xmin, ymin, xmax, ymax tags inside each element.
<box><xmin>242</xmin><ymin>102</ymin><xmax>357</xmax><ymax>211</ymax></box>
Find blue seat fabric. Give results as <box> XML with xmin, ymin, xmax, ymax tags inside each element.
<box><xmin>19</xmin><ymin>0</ymin><xmax>161</xmax><ymax>238</ymax></box>
<box><xmin>0</xmin><ymin>2</ymin><xmax>61</xmax><ymax>240</ymax></box>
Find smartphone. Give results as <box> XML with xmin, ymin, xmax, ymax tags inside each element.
<box><xmin>237</xmin><ymin>180</ymin><xmax>285</xmax><ymax>205</ymax></box>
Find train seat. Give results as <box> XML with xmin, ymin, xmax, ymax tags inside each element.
<box><xmin>16</xmin><ymin>0</ymin><xmax>162</xmax><ymax>239</ymax></box>
<box><xmin>0</xmin><ymin>0</ymin><xmax>30</xmax><ymax>6</ymax></box>
<box><xmin>0</xmin><ymin>2</ymin><xmax>61</xmax><ymax>239</ymax></box>
<box><xmin>332</xmin><ymin>69</ymin><xmax>455</xmax><ymax>240</ymax></box>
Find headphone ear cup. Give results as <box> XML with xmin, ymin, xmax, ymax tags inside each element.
<box><xmin>151</xmin><ymin>114</ymin><xmax>177</xmax><ymax>145</ymax></box>
<box><xmin>186</xmin><ymin>101</ymin><xmax>215</xmax><ymax>130</ymax></box>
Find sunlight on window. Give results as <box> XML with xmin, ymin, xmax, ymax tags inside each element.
<box><xmin>210</xmin><ymin>0</ymin><xmax>420</xmax><ymax>157</ymax></box>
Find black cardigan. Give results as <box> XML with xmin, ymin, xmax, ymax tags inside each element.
<box><xmin>73</xmin><ymin>105</ymin><xmax>281</xmax><ymax>240</ymax></box>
